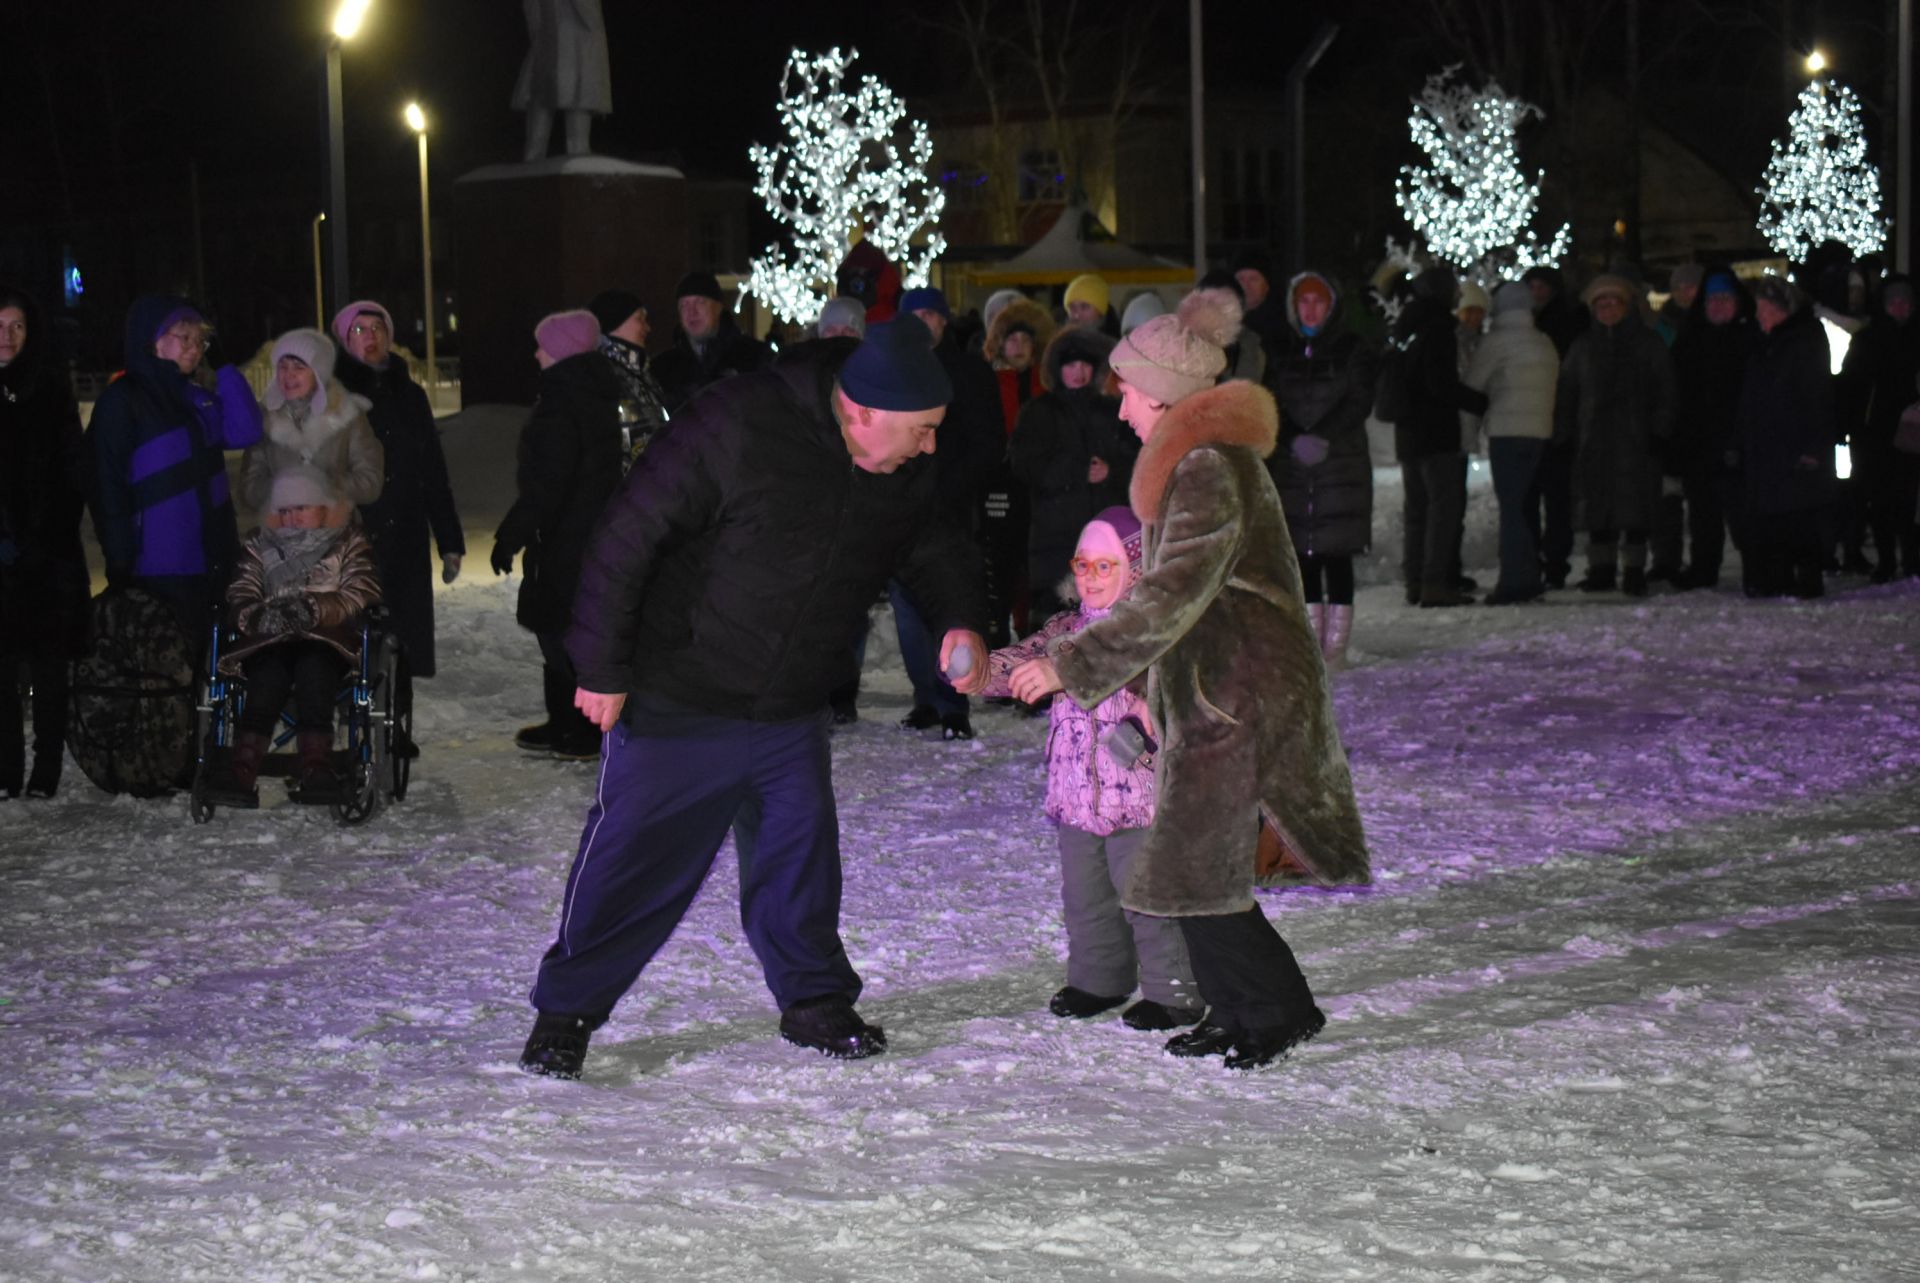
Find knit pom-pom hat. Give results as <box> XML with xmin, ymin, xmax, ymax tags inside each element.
<box><xmin>1108</xmin><ymin>286</ymin><xmax>1241</xmax><ymax>406</ymax></box>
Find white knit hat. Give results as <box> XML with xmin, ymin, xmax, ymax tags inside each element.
<box><xmin>266</xmin><ymin>464</ymin><xmax>340</xmax><ymax>512</ymax></box>
<box><xmin>266</xmin><ymin>328</ymin><xmax>338</xmax><ymax>412</ymax></box>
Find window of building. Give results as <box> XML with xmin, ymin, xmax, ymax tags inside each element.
<box><xmin>1018</xmin><ymin>149</ymin><xmax>1067</xmax><ymax>204</ymax></box>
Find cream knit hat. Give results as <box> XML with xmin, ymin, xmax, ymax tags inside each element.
<box><xmin>1108</xmin><ymin>286</ymin><xmax>1242</xmax><ymax>406</ymax></box>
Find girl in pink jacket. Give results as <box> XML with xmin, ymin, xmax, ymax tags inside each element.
<box><xmin>983</xmin><ymin>506</ymin><xmax>1202</xmax><ymax>1030</ymax></box>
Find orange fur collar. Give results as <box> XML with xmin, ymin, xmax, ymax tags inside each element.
<box><xmin>1127</xmin><ymin>380</ymin><xmax>1280</xmax><ymax>521</ymax></box>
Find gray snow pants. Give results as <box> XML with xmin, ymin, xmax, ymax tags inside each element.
<box><xmin>1058</xmin><ymin>824</ymin><xmax>1200</xmax><ymax>1010</ymax></box>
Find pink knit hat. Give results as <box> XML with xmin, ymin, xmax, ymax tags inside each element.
<box><xmin>535</xmin><ymin>310</ymin><xmax>602</xmax><ymax>363</ymax></box>
<box><xmin>1108</xmin><ymin>286</ymin><xmax>1242</xmax><ymax>406</ymax></box>
<box><xmin>331</xmin><ymin>300</ymin><xmax>395</xmax><ymax>349</ymax></box>
<box><xmin>1081</xmin><ymin>504</ymin><xmax>1145</xmax><ymax>578</ymax></box>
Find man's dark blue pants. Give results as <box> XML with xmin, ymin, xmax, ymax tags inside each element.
<box><xmin>529</xmin><ymin>699</ymin><xmax>861</xmax><ymax>1021</ymax></box>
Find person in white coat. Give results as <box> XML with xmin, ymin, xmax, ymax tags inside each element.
<box><xmin>1465</xmin><ymin>283</ymin><xmax>1560</xmax><ymax>603</ymax></box>
<box><xmin>241</xmin><ymin>328</ymin><xmax>384</xmax><ymax>514</ymax></box>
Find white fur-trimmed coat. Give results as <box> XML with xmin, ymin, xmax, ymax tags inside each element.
<box><xmin>241</xmin><ymin>379</ymin><xmax>384</xmax><ymax>510</ymax></box>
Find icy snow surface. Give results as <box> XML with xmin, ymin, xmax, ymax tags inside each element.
<box><xmin>4</xmin><ymin>413</ymin><xmax>1918</xmax><ymax>1282</ymax></box>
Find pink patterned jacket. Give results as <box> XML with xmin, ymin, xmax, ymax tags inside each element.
<box><xmin>984</xmin><ymin>605</ymin><xmax>1157</xmax><ymax>836</ymax></box>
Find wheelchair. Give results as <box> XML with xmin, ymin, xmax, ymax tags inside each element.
<box><xmin>189</xmin><ymin>605</ymin><xmax>411</xmax><ymax>825</ymax></box>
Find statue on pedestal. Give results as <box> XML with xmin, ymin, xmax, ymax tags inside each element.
<box><xmin>512</xmin><ymin>0</ymin><xmax>613</xmax><ymax>162</ymax></box>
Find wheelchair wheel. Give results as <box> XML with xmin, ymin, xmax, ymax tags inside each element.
<box><xmin>384</xmin><ymin>641</ymin><xmax>412</xmax><ymax>802</ymax></box>
<box><xmin>332</xmin><ymin>759</ymin><xmax>380</xmax><ymax>826</ymax></box>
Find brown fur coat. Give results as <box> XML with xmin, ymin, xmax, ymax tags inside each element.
<box><xmin>1049</xmin><ymin>379</ymin><xmax>1371</xmax><ymax>916</ymax></box>
<box><xmin>218</xmin><ymin>524</ymin><xmax>382</xmax><ymax>675</ymax></box>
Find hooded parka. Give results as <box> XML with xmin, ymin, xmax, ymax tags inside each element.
<box><xmin>1264</xmin><ymin>272</ymin><xmax>1378</xmax><ymax>558</ymax></box>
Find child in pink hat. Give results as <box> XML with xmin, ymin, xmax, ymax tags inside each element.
<box><xmin>981</xmin><ymin>506</ymin><xmax>1202</xmax><ymax>1031</ymax></box>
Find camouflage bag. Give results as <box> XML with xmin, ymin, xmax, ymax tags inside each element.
<box><xmin>66</xmin><ymin>587</ymin><xmax>197</xmax><ymax>797</ymax></box>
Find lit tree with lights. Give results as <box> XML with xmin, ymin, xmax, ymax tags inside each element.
<box><xmin>745</xmin><ymin>48</ymin><xmax>947</xmax><ymax>325</ymax></box>
<box><xmin>1394</xmin><ymin>67</ymin><xmax>1570</xmax><ymax>288</ymax></box>
<box><xmin>1756</xmin><ymin>78</ymin><xmax>1886</xmax><ymax>261</ymax></box>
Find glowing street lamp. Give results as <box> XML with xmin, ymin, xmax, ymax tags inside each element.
<box><xmin>405</xmin><ymin>102</ymin><xmax>438</xmax><ymax>396</ymax></box>
<box><xmin>324</xmin><ymin>0</ymin><xmax>373</xmax><ymax>316</ymax></box>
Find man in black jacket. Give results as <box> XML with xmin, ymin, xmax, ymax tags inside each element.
<box><xmin>519</xmin><ymin>316</ymin><xmax>989</xmax><ymax>1079</ymax></box>
<box><xmin>1386</xmin><ymin>267</ymin><xmax>1489</xmax><ymax>606</ymax></box>
<box><xmin>650</xmin><ymin>271</ymin><xmax>772</xmax><ymax>414</ymax></box>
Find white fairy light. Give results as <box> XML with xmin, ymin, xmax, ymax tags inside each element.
<box><xmin>1756</xmin><ymin>78</ymin><xmax>1886</xmax><ymax>261</ymax></box>
<box><xmin>744</xmin><ymin>47</ymin><xmax>947</xmax><ymax>325</ymax></box>
<box><xmin>1394</xmin><ymin>67</ymin><xmax>1570</xmax><ymax>290</ymax></box>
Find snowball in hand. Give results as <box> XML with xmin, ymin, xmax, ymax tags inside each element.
<box><xmin>944</xmin><ymin>643</ymin><xmax>974</xmax><ymax>681</ymax></box>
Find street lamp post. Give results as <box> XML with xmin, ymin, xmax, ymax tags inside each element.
<box><xmin>405</xmin><ymin>102</ymin><xmax>437</xmax><ymax>402</ymax></box>
<box><xmin>311</xmin><ymin>212</ymin><xmax>327</xmax><ymax>331</ymax></box>
<box><xmin>326</xmin><ymin>0</ymin><xmax>373</xmax><ymax>318</ymax></box>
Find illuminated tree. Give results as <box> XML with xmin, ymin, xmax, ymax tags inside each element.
<box><xmin>1757</xmin><ymin>78</ymin><xmax>1886</xmax><ymax>261</ymax></box>
<box><xmin>1394</xmin><ymin>66</ymin><xmax>1570</xmax><ymax>288</ymax></box>
<box><xmin>745</xmin><ymin>48</ymin><xmax>947</xmax><ymax>325</ymax></box>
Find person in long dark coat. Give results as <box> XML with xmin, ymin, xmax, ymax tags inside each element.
<box><xmin>650</xmin><ymin>272</ymin><xmax>772</xmax><ymax>414</ymax></box>
<box><xmin>1523</xmin><ymin>266</ymin><xmax>1590</xmax><ymax>586</ymax></box>
<box><xmin>1554</xmin><ymin>274</ymin><xmax>1675</xmax><ymax>596</ymax></box>
<box><xmin>1668</xmin><ymin>267</ymin><xmax>1756</xmax><ymax>590</ymax></box>
<box><xmin>1264</xmin><ymin>270</ymin><xmax>1376</xmax><ymax>666</ymax></box>
<box><xmin>334</xmin><ymin>299</ymin><xmax>465</xmax><ymax>756</ymax></box>
<box><xmin>490</xmin><ymin>310</ymin><xmax>627</xmax><ymax>759</ymax></box>
<box><xmin>0</xmin><ymin>283</ymin><xmax>88</xmax><ymax>798</ymax></box>
<box><xmin>1009</xmin><ymin>326</ymin><xmax>1134</xmax><ymax>621</ymax></box>
<box><xmin>1837</xmin><ymin>273</ymin><xmax>1920</xmax><ymax>580</ymax></box>
<box><xmin>1737</xmin><ymin>277</ymin><xmax>1835</xmax><ymax>599</ymax></box>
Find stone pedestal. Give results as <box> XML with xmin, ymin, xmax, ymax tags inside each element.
<box><xmin>454</xmin><ymin>156</ymin><xmax>687</xmax><ymax>404</ymax></box>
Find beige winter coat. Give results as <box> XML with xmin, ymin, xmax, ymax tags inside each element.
<box><xmin>241</xmin><ymin>379</ymin><xmax>384</xmax><ymax>510</ymax></box>
<box><xmin>1049</xmin><ymin>379</ymin><xmax>1371</xmax><ymax>916</ymax></box>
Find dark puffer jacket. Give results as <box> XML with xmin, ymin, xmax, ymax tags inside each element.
<box><xmin>0</xmin><ymin>283</ymin><xmax>89</xmax><ymax>657</ymax></box>
<box><xmin>494</xmin><ymin>349</ymin><xmax>628</xmax><ymax>635</ymax></box>
<box><xmin>1738</xmin><ymin>305</ymin><xmax>1835</xmax><ymax>518</ymax></box>
<box><xmin>566</xmin><ymin>348</ymin><xmax>988</xmax><ymax>721</ymax></box>
<box><xmin>1838</xmin><ymin>279</ymin><xmax>1920</xmax><ymax>467</ymax></box>
<box><xmin>1008</xmin><ymin>327</ymin><xmax>1135</xmax><ymax>594</ymax></box>
<box><xmin>1264</xmin><ymin>272</ymin><xmax>1377</xmax><ymax>558</ymax></box>
<box><xmin>339</xmin><ymin>351</ymin><xmax>464</xmax><ymax>677</ymax></box>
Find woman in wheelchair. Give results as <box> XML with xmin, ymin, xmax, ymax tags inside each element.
<box><xmin>205</xmin><ymin>465</ymin><xmax>380</xmax><ymax>806</ymax></box>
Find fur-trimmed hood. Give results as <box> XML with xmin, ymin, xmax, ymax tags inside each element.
<box><xmin>1284</xmin><ymin>271</ymin><xmax>1341</xmax><ymax>338</ymax></box>
<box><xmin>1039</xmin><ymin>325</ymin><xmax>1117</xmax><ymax>392</ymax></box>
<box><xmin>262</xmin><ymin>379</ymin><xmax>372</xmax><ymax>455</ymax></box>
<box><xmin>982</xmin><ymin>297</ymin><xmax>1057</xmax><ymax>367</ymax></box>
<box><xmin>1128</xmin><ymin>379</ymin><xmax>1279</xmax><ymax>521</ymax></box>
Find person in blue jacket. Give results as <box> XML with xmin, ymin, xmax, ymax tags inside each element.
<box><xmin>85</xmin><ymin>295</ymin><xmax>263</xmax><ymax>646</ymax></box>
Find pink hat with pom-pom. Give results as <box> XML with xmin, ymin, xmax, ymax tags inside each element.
<box><xmin>1108</xmin><ymin>286</ymin><xmax>1243</xmax><ymax>406</ymax></box>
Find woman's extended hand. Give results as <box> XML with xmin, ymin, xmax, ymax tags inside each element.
<box><xmin>1009</xmin><ymin>657</ymin><xmax>1064</xmax><ymax>704</ymax></box>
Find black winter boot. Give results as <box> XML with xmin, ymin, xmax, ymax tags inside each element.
<box><xmin>1576</xmin><ymin>564</ymin><xmax>1617</xmax><ymax>592</ymax></box>
<box><xmin>519</xmin><ymin>1011</ymin><xmax>599</xmax><ymax>1079</ymax></box>
<box><xmin>779</xmin><ymin>995</ymin><xmax>887</xmax><ymax>1059</ymax></box>
<box><xmin>1164</xmin><ymin>1021</ymin><xmax>1236</xmax><ymax>1058</ymax></box>
<box><xmin>899</xmin><ymin>705</ymin><xmax>940</xmax><ymax>730</ymax></box>
<box><xmin>1223</xmin><ymin>1007</ymin><xmax>1327</xmax><ymax>1072</ymax></box>
<box><xmin>1621</xmin><ymin>567</ymin><xmax>1649</xmax><ymax>597</ymax></box>
<box><xmin>1049</xmin><ymin>985</ymin><xmax>1130</xmax><ymax>1018</ymax></box>
<box><xmin>1121</xmin><ymin>999</ymin><xmax>1205</xmax><ymax>1031</ymax></box>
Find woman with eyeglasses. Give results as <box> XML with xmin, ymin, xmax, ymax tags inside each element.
<box><xmin>1006</xmin><ymin>286</ymin><xmax>1370</xmax><ymax>1073</ymax></box>
<box><xmin>85</xmin><ymin>295</ymin><xmax>263</xmax><ymax>649</ymax></box>
<box><xmin>0</xmin><ymin>283</ymin><xmax>89</xmax><ymax>798</ymax></box>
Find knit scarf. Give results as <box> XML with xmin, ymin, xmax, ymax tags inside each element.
<box><xmin>257</xmin><ymin>525</ymin><xmax>343</xmax><ymax>600</ymax></box>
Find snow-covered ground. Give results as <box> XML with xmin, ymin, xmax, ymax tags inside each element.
<box><xmin>5</xmin><ymin>406</ymin><xmax>1918</xmax><ymax>1282</ymax></box>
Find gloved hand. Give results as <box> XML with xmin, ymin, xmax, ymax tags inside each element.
<box><xmin>442</xmin><ymin>553</ymin><xmax>463</xmax><ymax>584</ymax></box>
<box><xmin>0</xmin><ymin>537</ymin><xmax>18</xmax><ymax>567</ymax></box>
<box><xmin>1289</xmin><ymin>433</ymin><xmax>1330</xmax><ymax>468</ymax></box>
<box><xmin>490</xmin><ymin>544</ymin><xmax>517</xmax><ymax>576</ymax></box>
<box><xmin>253</xmin><ymin>596</ymin><xmax>314</xmax><ymax>636</ymax></box>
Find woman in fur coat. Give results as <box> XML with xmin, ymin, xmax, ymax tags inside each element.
<box><xmin>241</xmin><ymin>328</ymin><xmax>384</xmax><ymax>512</ymax></box>
<box><xmin>1009</xmin><ymin>287</ymin><xmax>1371</xmax><ymax>1072</ymax></box>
